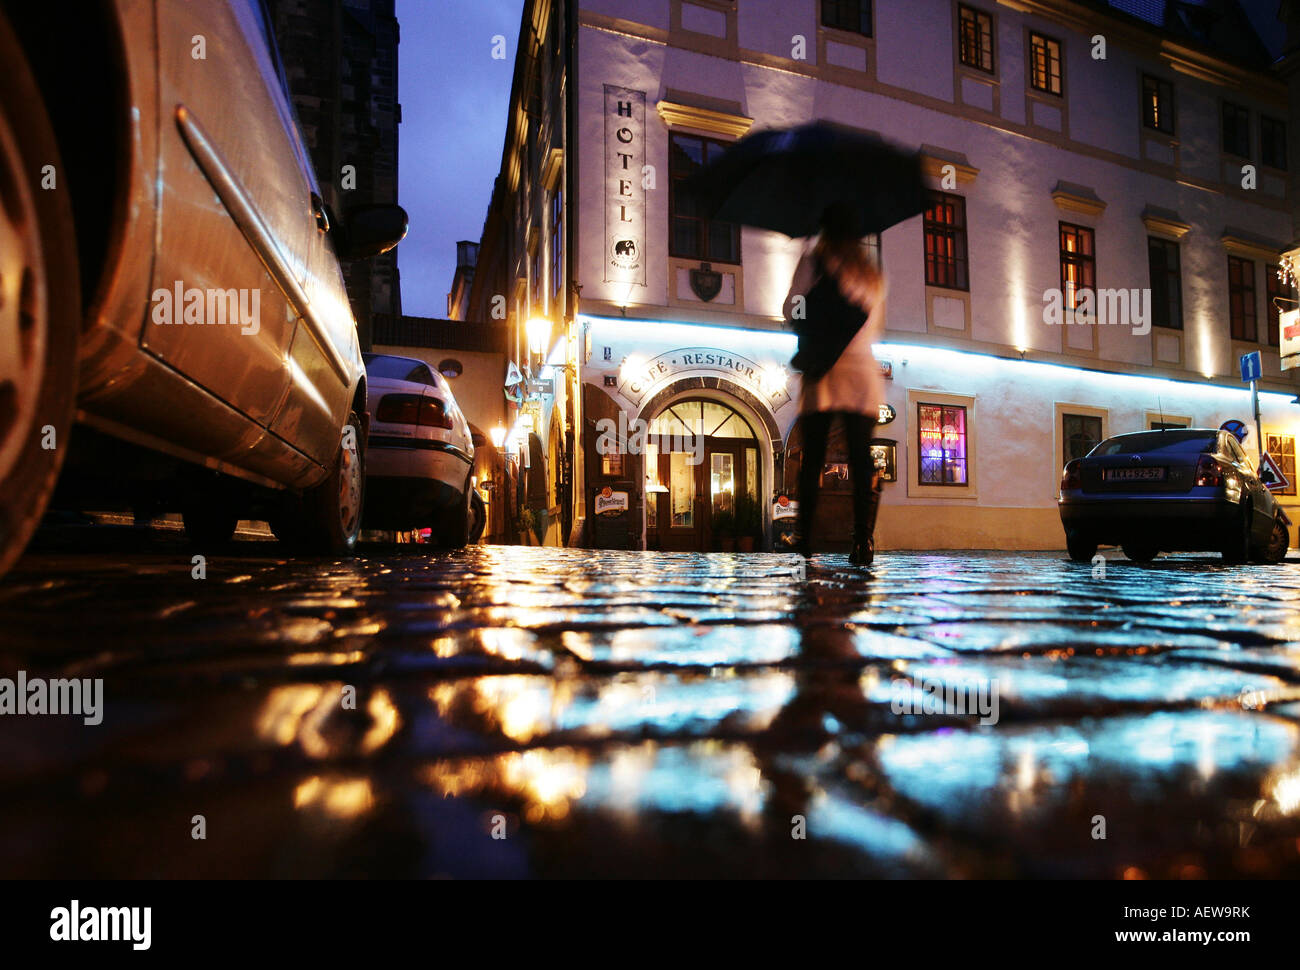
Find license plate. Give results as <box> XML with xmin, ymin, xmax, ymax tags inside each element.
<box><xmin>1104</xmin><ymin>467</ymin><xmax>1166</xmax><ymax>482</ymax></box>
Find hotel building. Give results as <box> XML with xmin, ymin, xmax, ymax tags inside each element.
<box><xmin>468</xmin><ymin>0</ymin><xmax>1300</xmax><ymax>552</ymax></box>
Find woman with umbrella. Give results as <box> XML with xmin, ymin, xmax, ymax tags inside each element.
<box><xmin>785</xmin><ymin>204</ymin><xmax>886</xmax><ymax>565</ymax></box>
<box><xmin>686</xmin><ymin>121</ymin><xmax>922</xmax><ymax>566</ymax></box>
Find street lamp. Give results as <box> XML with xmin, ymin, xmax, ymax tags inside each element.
<box><xmin>489</xmin><ymin>425</ymin><xmax>507</xmax><ymax>449</ymax></box>
<box><xmin>526</xmin><ymin>316</ymin><xmax>551</xmax><ymax>372</ymax></box>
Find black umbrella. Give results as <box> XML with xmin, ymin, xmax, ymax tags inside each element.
<box><xmin>683</xmin><ymin>121</ymin><xmax>925</xmax><ymax>238</ymax></box>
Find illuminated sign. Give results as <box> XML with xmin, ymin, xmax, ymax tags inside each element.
<box><xmin>1281</xmin><ymin>308</ymin><xmax>1299</xmax><ymax>372</ymax></box>
<box><xmin>616</xmin><ymin>348</ymin><xmax>793</xmax><ymax>410</ymax></box>
<box><xmin>595</xmin><ymin>486</ymin><xmax>630</xmax><ymax>516</ymax></box>
<box><xmin>878</xmin><ymin>403</ymin><xmax>897</xmax><ymax>426</ymax></box>
<box><xmin>604</xmin><ymin>85</ymin><xmax>646</xmax><ymax>288</ymax></box>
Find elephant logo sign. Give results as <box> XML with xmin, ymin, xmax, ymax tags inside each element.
<box><xmin>611</xmin><ymin>238</ymin><xmax>640</xmax><ymax>270</ymax></box>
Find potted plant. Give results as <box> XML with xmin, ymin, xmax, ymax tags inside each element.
<box><xmin>735</xmin><ymin>493</ymin><xmax>760</xmax><ymax>552</ymax></box>
<box><xmin>712</xmin><ymin>507</ymin><xmax>736</xmax><ymax>552</ymax></box>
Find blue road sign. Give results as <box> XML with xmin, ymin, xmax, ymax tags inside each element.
<box><xmin>1240</xmin><ymin>350</ymin><xmax>1262</xmax><ymax>383</ymax></box>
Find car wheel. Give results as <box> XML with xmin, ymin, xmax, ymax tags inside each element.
<box><xmin>436</xmin><ymin>470</ymin><xmax>472</xmax><ymax>549</ymax></box>
<box><xmin>1065</xmin><ymin>530</ymin><xmax>1097</xmax><ymax>563</ymax></box>
<box><xmin>276</xmin><ymin>410</ymin><xmax>365</xmax><ymax>554</ymax></box>
<box><xmin>1121</xmin><ymin>543</ymin><xmax>1158</xmax><ymax>563</ymax></box>
<box><xmin>1221</xmin><ymin>503</ymin><xmax>1251</xmax><ymax>565</ymax></box>
<box><xmin>182</xmin><ymin>503</ymin><xmax>239</xmax><ymax>548</ymax></box>
<box><xmin>1257</xmin><ymin>515</ymin><xmax>1289</xmax><ymax>565</ymax></box>
<box><xmin>0</xmin><ymin>13</ymin><xmax>80</xmax><ymax>580</ymax></box>
<box><xmin>469</xmin><ymin>488</ymin><xmax>486</xmax><ymax>544</ymax></box>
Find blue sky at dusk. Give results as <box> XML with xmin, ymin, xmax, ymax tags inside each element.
<box><xmin>397</xmin><ymin>0</ymin><xmax>525</xmax><ymax>318</ymax></box>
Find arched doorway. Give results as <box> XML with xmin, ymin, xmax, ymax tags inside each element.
<box><xmin>643</xmin><ymin>398</ymin><xmax>762</xmax><ymax>551</ymax></box>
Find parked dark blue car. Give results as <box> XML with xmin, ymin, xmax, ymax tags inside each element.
<box><xmin>1059</xmin><ymin>428</ymin><xmax>1290</xmax><ymax>564</ymax></box>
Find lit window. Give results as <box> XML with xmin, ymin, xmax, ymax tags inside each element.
<box><xmin>923</xmin><ymin>191</ymin><xmax>968</xmax><ymax>290</ymax></box>
<box><xmin>918</xmin><ymin>403</ymin><xmax>968</xmax><ymax>485</ymax></box>
<box><xmin>1029</xmin><ymin>32</ymin><xmax>1062</xmax><ymax>96</ymax></box>
<box><xmin>1059</xmin><ymin>223</ymin><xmax>1095</xmax><ymax>312</ymax></box>
<box><xmin>958</xmin><ymin>5</ymin><xmax>994</xmax><ymax>74</ymax></box>
<box><xmin>1265</xmin><ymin>433</ymin><xmax>1296</xmax><ymax>496</ymax></box>
<box><xmin>1142</xmin><ymin>74</ymin><xmax>1174</xmax><ymax>135</ymax></box>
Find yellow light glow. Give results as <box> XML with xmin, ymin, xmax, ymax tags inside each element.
<box><xmin>526</xmin><ymin>316</ymin><xmax>551</xmax><ymax>355</ymax></box>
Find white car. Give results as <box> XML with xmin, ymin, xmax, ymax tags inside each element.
<box><xmin>362</xmin><ymin>354</ymin><xmax>475</xmax><ymax>546</ymax></box>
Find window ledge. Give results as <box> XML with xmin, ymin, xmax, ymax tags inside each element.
<box><xmin>656</xmin><ymin>101</ymin><xmax>753</xmax><ymax>139</ymax></box>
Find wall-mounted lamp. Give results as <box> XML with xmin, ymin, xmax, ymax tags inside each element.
<box><xmin>489</xmin><ymin>425</ymin><xmax>507</xmax><ymax>449</ymax></box>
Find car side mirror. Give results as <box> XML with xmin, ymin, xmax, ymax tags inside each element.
<box><xmin>336</xmin><ymin>204</ymin><xmax>409</xmax><ymax>259</ymax></box>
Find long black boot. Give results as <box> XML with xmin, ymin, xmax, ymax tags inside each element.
<box><xmin>850</xmin><ymin>479</ymin><xmax>882</xmax><ymax>566</ymax></box>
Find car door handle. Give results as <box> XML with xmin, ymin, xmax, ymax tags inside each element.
<box><xmin>310</xmin><ymin>193</ymin><xmax>330</xmax><ymax>233</ymax></box>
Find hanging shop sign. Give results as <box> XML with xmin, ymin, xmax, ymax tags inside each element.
<box><xmin>604</xmin><ymin>85</ymin><xmax>646</xmax><ymax>288</ymax></box>
<box><xmin>877</xmin><ymin>403</ymin><xmax>897</xmax><ymax>426</ymax></box>
<box><xmin>616</xmin><ymin>348</ymin><xmax>792</xmax><ymax>410</ymax></box>
<box><xmin>1281</xmin><ymin>308</ymin><xmax>1299</xmax><ymax>372</ymax></box>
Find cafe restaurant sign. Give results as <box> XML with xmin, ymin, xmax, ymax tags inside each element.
<box><xmin>616</xmin><ymin>348</ymin><xmax>793</xmax><ymax>410</ymax></box>
<box><xmin>604</xmin><ymin>85</ymin><xmax>646</xmax><ymax>288</ymax></box>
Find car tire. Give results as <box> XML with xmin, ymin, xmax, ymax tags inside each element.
<box><xmin>469</xmin><ymin>488</ymin><xmax>486</xmax><ymax>544</ymax></box>
<box><xmin>436</xmin><ymin>470</ymin><xmax>472</xmax><ymax>549</ymax></box>
<box><xmin>1065</xmin><ymin>531</ymin><xmax>1097</xmax><ymax>563</ymax></box>
<box><xmin>1221</xmin><ymin>503</ymin><xmax>1251</xmax><ymax>565</ymax></box>
<box><xmin>182</xmin><ymin>503</ymin><xmax>239</xmax><ymax>548</ymax></box>
<box><xmin>275</xmin><ymin>410</ymin><xmax>365</xmax><ymax>554</ymax></box>
<box><xmin>0</xmin><ymin>12</ymin><xmax>81</xmax><ymax>580</ymax></box>
<box><xmin>1256</xmin><ymin>514</ymin><xmax>1289</xmax><ymax>566</ymax></box>
<box><xmin>1121</xmin><ymin>543</ymin><xmax>1158</xmax><ymax>563</ymax></box>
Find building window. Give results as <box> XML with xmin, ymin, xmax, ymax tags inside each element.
<box><xmin>1029</xmin><ymin>32</ymin><xmax>1062</xmax><ymax>96</ymax></box>
<box><xmin>601</xmin><ymin>451</ymin><xmax>624</xmax><ymax>477</ymax></box>
<box><xmin>530</xmin><ymin>245</ymin><xmax>542</xmax><ymax>308</ymax></box>
<box><xmin>1063</xmin><ymin>413</ymin><xmax>1102</xmax><ymax>465</ymax></box>
<box><xmin>1228</xmin><ymin>257</ymin><xmax>1257</xmax><ymax>342</ymax></box>
<box><xmin>1059</xmin><ymin>222</ymin><xmax>1095</xmax><ymax>312</ymax></box>
<box><xmin>1265</xmin><ymin>433</ymin><xmax>1297</xmax><ymax>496</ymax></box>
<box><xmin>1150</xmin><ymin>420</ymin><xmax>1188</xmax><ymax>430</ymax></box>
<box><xmin>1148</xmin><ymin>236</ymin><xmax>1182</xmax><ymax>330</ymax></box>
<box><xmin>958</xmin><ymin>5</ymin><xmax>995</xmax><ymax>74</ymax></box>
<box><xmin>1222</xmin><ymin>102</ymin><xmax>1251</xmax><ymax>158</ymax></box>
<box><xmin>551</xmin><ymin>188</ymin><xmax>563</xmax><ymax>299</ymax></box>
<box><xmin>1262</xmin><ymin>116</ymin><xmax>1287</xmax><ymax>171</ymax></box>
<box><xmin>918</xmin><ymin>403</ymin><xmax>968</xmax><ymax>485</ymax></box>
<box><xmin>923</xmin><ymin>191</ymin><xmax>968</xmax><ymax>290</ymax></box>
<box><xmin>821</xmin><ymin>0</ymin><xmax>872</xmax><ymax>36</ymax></box>
<box><xmin>1267</xmin><ymin>264</ymin><xmax>1296</xmax><ymax>347</ymax></box>
<box><xmin>670</xmin><ymin>133</ymin><xmax>740</xmax><ymax>263</ymax></box>
<box><xmin>1142</xmin><ymin>74</ymin><xmax>1174</xmax><ymax>135</ymax></box>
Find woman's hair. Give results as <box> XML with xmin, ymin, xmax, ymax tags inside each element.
<box><xmin>813</xmin><ymin>204</ymin><xmax>881</xmax><ymax>311</ymax></box>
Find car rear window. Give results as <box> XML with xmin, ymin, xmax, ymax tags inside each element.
<box><xmin>364</xmin><ymin>354</ymin><xmax>437</xmax><ymax>387</ymax></box>
<box><xmin>1092</xmin><ymin>431</ymin><xmax>1217</xmax><ymax>457</ymax></box>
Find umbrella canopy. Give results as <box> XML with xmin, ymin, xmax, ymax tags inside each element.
<box><xmin>684</xmin><ymin>121</ymin><xmax>925</xmax><ymax>238</ymax></box>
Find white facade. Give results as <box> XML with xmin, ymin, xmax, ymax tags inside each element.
<box><xmin>572</xmin><ymin>0</ymin><xmax>1300</xmax><ymax>551</ymax></box>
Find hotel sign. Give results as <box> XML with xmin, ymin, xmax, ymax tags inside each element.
<box><xmin>1281</xmin><ymin>308</ymin><xmax>1299</xmax><ymax>372</ymax></box>
<box><xmin>616</xmin><ymin>348</ymin><xmax>793</xmax><ymax>410</ymax></box>
<box><xmin>604</xmin><ymin>85</ymin><xmax>646</xmax><ymax>288</ymax></box>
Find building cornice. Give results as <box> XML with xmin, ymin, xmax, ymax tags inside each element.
<box><xmin>655</xmin><ymin>100</ymin><xmax>753</xmax><ymax>139</ymax></box>
<box><xmin>1141</xmin><ymin>208</ymin><xmax>1191</xmax><ymax>240</ymax></box>
<box><xmin>1221</xmin><ymin>232</ymin><xmax>1286</xmax><ymax>262</ymax></box>
<box><xmin>1052</xmin><ymin>182</ymin><xmax>1106</xmax><ymax>216</ymax></box>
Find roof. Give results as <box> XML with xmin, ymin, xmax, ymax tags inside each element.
<box><xmin>1073</xmin><ymin>0</ymin><xmax>1280</xmax><ymax>67</ymax></box>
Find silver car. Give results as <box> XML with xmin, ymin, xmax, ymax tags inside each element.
<box><xmin>0</xmin><ymin>0</ymin><xmax>406</xmax><ymax>575</ymax></box>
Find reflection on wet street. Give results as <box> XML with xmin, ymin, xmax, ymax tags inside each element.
<box><xmin>3</xmin><ymin>531</ymin><xmax>1300</xmax><ymax>877</ymax></box>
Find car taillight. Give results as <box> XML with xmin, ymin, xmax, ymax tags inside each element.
<box><xmin>1061</xmin><ymin>460</ymin><xmax>1081</xmax><ymax>490</ymax></box>
<box><xmin>376</xmin><ymin>393</ymin><xmax>421</xmax><ymax>425</ymax></box>
<box><xmin>418</xmin><ymin>397</ymin><xmax>453</xmax><ymax>430</ymax></box>
<box><xmin>1195</xmin><ymin>454</ymin><xmax>1224</xmax><ymax>487</ymax></box>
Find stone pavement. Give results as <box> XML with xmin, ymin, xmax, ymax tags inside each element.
<box><xmin>2</xmin><ymin>532</ymin><xmax>1300</xmax><ymax>877</ymax></box>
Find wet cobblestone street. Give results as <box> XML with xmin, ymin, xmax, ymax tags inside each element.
<box><xmin>4</xmin><ymin>529</ymin><xmax>1300</xmax><ymax>878</ymax></box>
